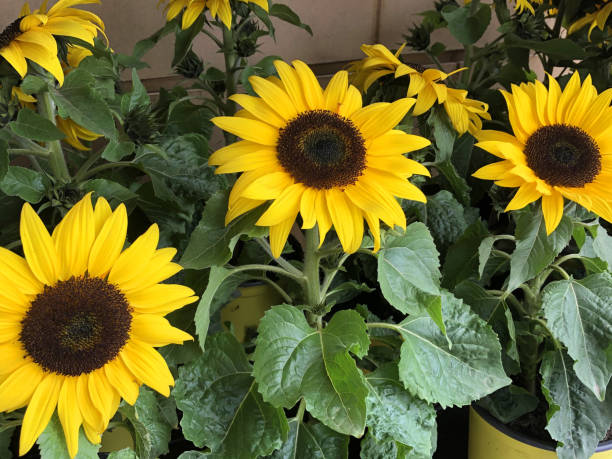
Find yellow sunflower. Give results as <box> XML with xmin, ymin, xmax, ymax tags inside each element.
<box><xmin>350</xmin><ymin>43</ymin><xmax>466</xmax><ymax>116</ymax></box>
<box><xmin>209</xmin><ymin>60</ymin><xmax>431</xmax><ymax>256</ymax></box>
<box><xmin>0</xmin><ymin>0</ymin><xmax>104</xmax><ymax>86</ymax></box>
<box><xmin>160</xmin><ymin>0</ymin><xmax>268</xmax><ymax>29</ymax></box>
<box><xmin>443</xmin><ymin>87</ymin><xmax>491</xmax><ymax>136</ymax></box>
<box><xmin>473</xmin><ymin>72</ymin><xmax>612</xmax><ymax>234</ymax></box>
<box><xmin>0</xmin><ymin>194</ymin><xmax>197</xmax><ymax>457</ymax></box>
<box><xmin>568</xmin><ymin>2</ymin><xmax>612</xmax><ymax>39</ymax></box>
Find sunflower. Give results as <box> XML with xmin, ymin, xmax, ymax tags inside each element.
<box><xmin>160</xmin><ymin>0</ymin><xmax>268</xmax><ymax>29</ymax></box>
<box><xmin>568</xmin><ymin>2</ymin><xmax>612</xmax><ymax>39</ymax></box>
<box><xmin>443</xmin><ymin>87</ymin><xmax>491</xmax><ymax>136</ymax></box>
<box><xmin>472</xmin><ymin>72</ymin><xmax>612</xmax><ymax>234</ymax></box>
<box><xmin>210</xmin><ymin>60</ymin><xmax>431</xmax><ymax>256</ymax></box>
<box><xmin>350</xmin><ymin>43</ymin><xmax>466</xmax><ymax>116</ymax></box>
<box><xmin>56</xmin><ymin>115</ymin><xmax>102</xmax><ymax>150</ymax></box>
<box><xmin>0</xmin><ymin>0</ymin><xmax>104</xmax><ymax>86</ymax></box>
<box><xmin>0</xmin><ymin>194</ymin><xmax>197</xmax><ymax>457</ymax></box>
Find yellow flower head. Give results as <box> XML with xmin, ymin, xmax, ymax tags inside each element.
<box><xmin>473</xmin><ymin>72</ymin><xmax>612</xmax><ymax>234</ymax></box>
<box><xmin>0</xmin><ymin>194</ymin><xmax>197</xmax><ymax>457</ymax></box>
<box><xmin>350</xmin><ymin>43</ymin><xmax>466</xmax><ymax>116</ymax></box>
<box><xmin>210</xmin><ymin>60</ymin><xmax>432</xmax><ymax>256</ymax></box>
<box><xmin>160</xmin><ymin>0</ymin><xmax>268</xmax><ymax>29</ymax></box>
<box><xmin>443</xmin><ymin>87</ymin><xmax>491</xmax><ymax>136</ymax></box>
<box><xmin>568</xmin><ymin>2</ymin><xmax>612</xmax><ymax>39</ymax></box>
<box><xmin>0</xmin><ymin>0</ymin><xmax>105</xmax><ymax>85</ymax></box>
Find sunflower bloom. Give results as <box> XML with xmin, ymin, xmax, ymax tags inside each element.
<box><xmin>443</xmin><ymin>87</ymin><xmax>491</xmax><ymax>136</ymax></box>
<box><xmin>0</xmin><ymin>0</ymin><xmax>104</xmax><ymax>85</ymax></box>
<box><xmin>473</xmin><ymin>72</ymin><xmax>612</xmax><ymax>234</ymax></box>
<box><xmin>350</xmin><ymin>43</ymin><xmax>466</xmax><ymax>116</ymax></box>
<box><xmin>568</xmin><ymin>2</ymin><xmax>612</xmax><ymax>39</ymax></box>
<box><xmin>0</xmin><ymin>195</ymin><xmax>197</xmax><ymax>457</ymax></box>
<box><xmin>160</xmin><ymin>0</ymin><xmax>268</xmax><ymax>29</ymax></box>
<box><xmin>210</xmin><ymin>60</ymin><xmax>431</xmax><ymax>256</ymax></box>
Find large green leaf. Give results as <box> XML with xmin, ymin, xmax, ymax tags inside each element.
<box><xmin>508</xmin><ymin>211</ymin><xmax>572</xmax><ymax>291</ymax></box>
<box><xmin>442</xmin><ymin>221</ymin><xmax>488</xmax><ymax>288</ymax></box>
<box><xmin>173</xmin><ymin>333</ymin><xmax>288</xmax><ymax>458</ymax></box>
<box><xmin>505</xmin><ymin>35</ymin><xmax>587</xmax><ymax>59</ymax></box>
<box><xmin>50</xmin><ymin>69</ymin><xmax>116</xmax><ymax>139</ymax></box>
<box><xmin>270</xmin><ymin>418</ymin><xmax>349</xmax><ymax>459</ymax></box>
<box><xmin>397</xmin><ymin>291</ymin><xmax>510</xmax><ymax>407</ymax></box>
<box><xmin>542</xmin><ymin>274</ymin><xmax>612</xmax><ymax>400</ymax></box>
<box><xmin>426</xmin><ymin>190</ymin><xmax>468</xmax><ymax>253</ymax></box>
<box><xmin>269</xmin><ymin>4</ymin><xmax>313</xmax><ymax>35</ymax></box>
<box><xmin>0</xmin><ymin>166</ymin><xmax>46</xmax><ymax>203</ymax></box>
<box><xmin>9</xmin><ymin>108</ymin><xmax>65</xmax><ymax>141</ymax></box>
<box><xmin>540</xmin><ymin>350</ymin><xmax>612</xmax><ymax>459</ymax></box>
<box><xmin>37</xmin><ymin>414</ymin><xmax>100</xmax><ymax>459</ymax></box>
<box><xmin>118</xmin><ymin>387</ymin><xmax>175</xmax><ymax>459</ymax></box>
<box><xmin>378</xmin><ymin>223</ymin><xmax>440</xmax><ymax>315</ymax></box>
<box><xmin>365</xmin><ymin>364</ymin><xmax>437</xmax><ymax>457</ymax></box>
<box><xmin>428</xmin><ymin>107</ymin><xmax>456</xmax><ymax>163</ymax></box>
<box><xmin>592</xmin><ymin>224</ymin><xmax>612</xmax><ymax>269</ymax></box>
<box><xmin>253</xmin><ymin>306</ymin><xmax>370</xmax><ymax>437</ymax></box>
<box><xmin>107</xmin><ymin>449</ymin><xmax>137</xmax><ymax>459</ymax></box>
<box><xmin>477</xmin><ymin>385</ymin><xmax>539</xmax><ymax>424</ymax></box>
<box><xmin>441</xmin><ymin>3</ymin><xmax>492</xmax><ymax>45</ymax></box>
<box><xmin>180</xmin><ymin>190</ymin><xmax>265</xmax><ymax>270</ymax></box>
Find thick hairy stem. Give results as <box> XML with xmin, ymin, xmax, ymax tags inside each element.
<box><xmin>38</xmin><ymin>92</ymin><xmax>70</xmax><ymax>183</ymax></box>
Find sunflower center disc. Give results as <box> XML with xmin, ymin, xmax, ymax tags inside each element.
<box><xmin>0</xmin><ymin>18</ymin><xmax>22</xmax><ymax>49</ymax></box>
<box><xmin>20</xmin><ymin>276</ymin><xmax>132</xmax><ymax>376</ymax></box>
<box><xmin>277</xmin><ymin>110</ymin><xmax>366</xmax><ymax>189</ymax></box>
<box><xmin>524</xmin><ymin>124</ymin><xmax>601</xmax><ymax>188</ymax></box>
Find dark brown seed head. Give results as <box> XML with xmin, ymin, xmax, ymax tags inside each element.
<box><xmin>0</xmin><ymin>18</ymin><xmax>22</xmax><ymax>49</ymax></box>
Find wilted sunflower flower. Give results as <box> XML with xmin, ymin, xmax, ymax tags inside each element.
<box><xmin>56</xmin><ymin>115</ymin><xmax>102</xmax><ymax>150</ymax></box>
<box><xmin>0</xmin><ymin>0</ymin><xmax>104</xmax><ymax>85</ymax></box>
<box><xmin>0</xmin><ymin>194</ymin><xmax>196</xmax><ymax>457</ymax></box>
<box><xmin>443</xmin><ymin>87</ymin><xmax>491</xmax><ymax>136</ymax></box>
<box><xmin>210</xmin><ymin>60</ymin><xmax>431</xmax><ymax>255</ymax></box>
<box><xmin>568</xmin><ymin>2</ymin><xmax>612</xmax><ymax>39</ymax></box>
<box><xmin>515</xmin><ymin>0</ymin><xmax>543</xmax><ymax>14</ymax></box>
<box><xmin>473</xmin><ymin>72</ymin><xmax>612</xmax><ymax>234</ymax></box>
<box><xmin>160</xmin><ymin>0</ymin><xmax>268</xmax><ymax>29</ymax></box>
<box><xmin>350</xmin><ymin>43</ymin><xmax>466</xmax><ymax>116</ymax></box>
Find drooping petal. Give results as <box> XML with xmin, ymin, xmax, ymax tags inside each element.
<box><xmin>57</xmin><ymin>377</ymin><xmax>83</xmax><ymax>458</ymax></box>
<box><xmin>120</xmin><ymin>341</ymin><xmax>174</xmax><ymax>397</ymax></box>
<box><xmin>131</xmin><ymin>314</ymin><xmax>193</xmax><ymax>346</ymax></box>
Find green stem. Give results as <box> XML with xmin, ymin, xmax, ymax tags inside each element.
<box><xmin>532</xmin><ymin>317</ymin><xmax>562</xmax><ymax>349</ymax></box>
<box><xmin>303</xmin><ymin>228</ymin><xmax>322</xmax><ymax>308</ymax></box>
<box><xmin>296</xmin><ymin>398</ymin><xmax>306</xmax><ymax>423</ymax></box>
<box><xmin>222</xmin><ymin>25</ymin><xmax>238</xmax><ymax>116</ymax></box>
<box><xmin>255</xmin><ymin>238</ymin><xmax>304</xmax><ymax>278</ymax></box>
<box><xmin>38</xmin><ymin>91</ymin><xmax>70</xmax><ymax>183</ymax></box>
<box><xmin>8</xmin><ymin>131</ymin><xmax>51</xmax><ymax>156</ymax></box>
<box><xmin>321</xmin><ymin>252</ymin><xmax>351</xmax><ymax>299</ymax></box>
<box><xmin>231</xmin><ymin>263</ymin><xmax>305</xmax><ymax>282</ymax></box>
<box><xmin>7</xmin><ymin>148</ymin><xmax>50</xmax><ymax>158</ymax></box>
<box><xmin>250</xmin><ymin>276</ymin><xmax>293</xmax><ymax>304</ymax></box>
<box><xmin>551</xmin><ymin>264</ymin><xmax>571</xmax><ymax>280</ymax></box>
<box><xmin>555</xmin><ymin>253</ymin><xmax>583</xmax><ymax>266</ymax></box>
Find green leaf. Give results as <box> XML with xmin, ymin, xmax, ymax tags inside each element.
<box><xmin>172</xmin><ymin>15</ymin><xmax>206</xmax><ymax>67</ymax></box>
<box><xmin>193</xmin><ymin>266</ymin><xmax>250</xmax><ymax>350</ymax></box>
<box><xmin>174</xmin><ymin>333</ymin><xmax>288</xmax><ymax>457</ymax></box>
<box><xmin>540</xmin><ymin>349</ymin><xmax>612</xmax><ymax>459</ymax></box>
<box><xmin>365</xmin><ymin>364</ymin><xmax>437</xmax><ymax>457</ymax></box>
<box><xmin>37</xmin><ymin>414</ymin><xmax>100</xmax><ymax>458</ymax></box>
<box><xmin>505</xmin><ymin>35</ymin><xmax>587</xmax><ymax>60</ymax></box>
<box><xmin>0</xmin><ymin>139</ymin><xmax>9</xmax><ymax>181</ymax></box>
<box><xmin>253</xmin><ymin>306</ymin><xmax>369</xmax><ymax>436</ymax></box>
<box><xmin>102</xmin><ymin>140</ymin><xmax>135</xmax><ymax>162</ymax></box>
<box><xmin>270</xmin><ymin>418</ymin><xmax>349</xmax><ymax>459</ymax></box>
<box><xmin>0</xmin><ymin>426</ymin><xmax>13</xmax><ymax>459</ymax></box>
<box><xmin>428</xmin><ymin>106</ymin><xmax>456</xmax><ymax>163</ymax></box>
<box><xmin>542</xmin><ymin>274</ymin><xmax>612</xmax><ymax>400</ymax></box>
<box><xmin>397</xmin><ymin>291</ymin><xmax>510</xmax><ymax>407</ymax></box>
<box><xmin>508</xmin><ymin>211</ymin><xmax>572</xmax><ymax>292</ymax></box>
<box><xmin>9</xmin><ymin>108</ymin><xmax>65</xmax><ymax>141</ymax></box>
<box><xmin>435</xmin><ymin>160</ymin><xmax>471</xmax><ymax>206</ymax></box>
<box><xmin>478</xmin><ymin>385</ymin><xmax>539</xmax><ymax>424</ymax></box>
<box><xmin>20</xmin><ymin>75</ymin><xmax>48</xmax><ymax>94</ymax></box>
<box><xmin>269</xmin><ymin>4</ymin><xmax>313</xmax><ymax>35</ymax></box>
<box><xmin>442</xmin><ymin>3</ymin><xmax>492</xmax><ymax>45</ymax></box>
<box><xmin>0</xmin><ymin>166</ymin><xmax>46</xmax><ymax>203</ymax></box>
<box><xmin>442</xmin><ymin>220</ymin><xmax>488</xmax><ymax>288</ymax></box>
<box><xmin>122</xmin><ymin>68</ymin><xmax>150</xmax><ymax>113</ymax></box>
<box><xmin>80</xmin><ymin>179</ymin><xmax>138</xmax><ymax>203</ymax></box>
<box><xmin>592</xmin><ymin>224</ymin><xmax>612</xmax><ymax>269</ymax></box>
<box><xmin>50</xmin><ymin>69</ymin><xmax>116</xmax><ymax>139</ymax></box>
<box><xmin>107</xmin><ymin>448</ymin><xmax>138</xmax><ymax>459</ymax></box>
<box><xmin>326</xmin><ymin>280</ymin><xmax>374</xmax><ymax>306</ymax></box>
<box><xmin>378</xmin><ymin>223</ymin><xmax>441</xmax><ymax>315</ymax></box>
<box><xmin>478</xmin><ymin>236</ymin><xmax>496</xmax><ymax>279</ymax></box>
<box><xmin>180</xmin><ymin>190</ymin><xmax>265</xmax><ymax>270</ymax></box>
<box><xmin>426</xmin><ymin>190</ymin><xmax>468</xmax><ymax>252</ymax></box>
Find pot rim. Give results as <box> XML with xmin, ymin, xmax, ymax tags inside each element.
<box><xmin>472</xmin><ymin>404</ymin><xmax>612</xmax><ymax>452</ymax></box>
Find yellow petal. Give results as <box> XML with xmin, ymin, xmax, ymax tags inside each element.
<box><xmin>351</xmin><ymin>98</ymin><xmax>415</xmax><ymax>139</ymax></box>
<box><xmin>505</xmin><ymin>182</ymin><xmax>541</xmax><ymax>211</ymax></box>
<box><xmin>338</xmin><ymin>85</ymin><xmax>363</xmax><ymax>118</ymax></box>
<box><xmin>364</xmin><ymin>211</ymin><xmax>381</xmax><ymax>252</ymax></box>
<box><xmin>0</xmin><ymin>247</ymin><xmax>42</xmax><ymax>296</ymax></box>
<box><xmin>256</xmin><ymin>183</ymin><xmax>304</xmax><ymax>227</ymax></box>
<box><xmin>0</xmin><ymin>43</ymin><xmax>27</xmax><ymax>78</ymax></box>
<box><xmin>19</xmin><ymin>373</ymin><xmax>63</xmax><ymax>456</ymax></box>
<box><xmin>269</xmin><ymin>216</ymin><xmax>296</xmax><ymax>258</ymax></box>
<box><xmin>229</xmin><ymin>94</ymin><xmax>285</xmax><ymax>128</ymax></box>
<box><xmin>300</xmin><ymin>188</ymin><xmax>317</xmax><ymax>229</ymax></box>
<box><xmin>412</xmin><ymin>85</ymin><xmax>438</xmax><ymax>116</ymax></box>
<box><xmin>315</xmin><ymin>191</ymin><xmax>332</xmax><ymax>247</ymax></box>
<box><xmin>108</xmin><ymin>224</ymin><xmax>158</xmax><ymax>287</ymax></box>
<box><xmin>88</xmin><ymin>204</ymin><xmax>128</xmax><ymax>278</ymax></box>
<box><xmin>472</xmin><ymin>160</ymin><xmax>514</xmax><ymax>180</ymax></box>
<box><xmin>131</xmin><ymin>314</ymin><xmax>193</xmax><ymax>346</ymax></box>
<box><xmin>127</xmin><ymin>283</ymin><xmax>197</xmax><ymax>315</ymax></box>
<box><xmin>76</xmin><ymin>375</ymin><xmax>104</xmax><ymax>432</ymax></box>
<box><xmin>92</xmin><ymin>197</ymin><xmax>112</xmax><ymax>236</ymax></box>
<box><xmin>18</xmin><ymin>41</ymin><xmax>64</xmax><ymax>85</ymax></box>
<box><xmin>20</xmin><ymin>203</ymin><xmax>59</xmax><ymax>286</ymax></box>
<box><xmin>0</xmin><ymin>362</ymin><xmax>43</xmax><ymax>412</ymax></box>
<box><xmin>292</xmin><ymin>60</ymin><xmax>324</xmax><ymax>110</ymax></box>
<box><xmin>323</xmin><ymin>71</ymin><xmax>348</xmax><ymax>112</ymax></box>
<box><xmin>241</xmin><ymin>171</ymin><xmax>294</xmax><ymax>200</ymax></box>
<box><xmin>209</xmin><ymin>140</ymin><xmax>264</xmax><ymax>166</ymax></box>
<box><xmin>326</xmin><ymin>189</ymin><xmax>355</xmax><ymax>252</ymax></box>
<box><xmin>120</xmin><ymin>341</ymin><xmax>174</xmax><ymax>396</ymax></box>
<box><xmin>104</xmin><ymin>358</ymin><xmax>140</xmax><ymax>405</ymax></box>
<box><xmin>181</xmin><ymin>0</ymin><xmax>204</xmax><ymax>29</ymax></box>
<box><xmin>368</xmin><ymin>130</ymin><xmax>431</xmax><ymax>156</ymax></box>
<box><xmin>542</xmin><ymin>191</ymin><xmax>565</xmax><ymax>235</ymax></box>
<box><xmin>88</xmin><ymin>370</ymin><xmax>115</xmax><ymax>425</ymax></box>
<box><xmin>274</xmin><ymin>60</ymin><xmax>308</xmax><ymax>113</ymax></box>
<box><xmin>249</xmin><ymin>75</ymin><xmax>298</xmax><ymax>121</ymax></box>
<box><xmin>367</xmin><ymin>155</ymin><xmax>430</xmax><ymax>178</ymax></box>
<box><xmin>0</xmin><ymin>343</ymin><xmax>28</xmax><ymax>376</ymax></box>
<box><xmin>214</xmin><ymin>149</ymin><xmax>278</xmax><ymax>174</ymax></box>
<box><xmin>58</xmin><ymin>377</ymin><xmax>83</xmax><ymax>458</ymax></box>
<box><xmin>212</xmin><ymin>116</ymin><xmax>278</xmax><ymax>146</ymax></box>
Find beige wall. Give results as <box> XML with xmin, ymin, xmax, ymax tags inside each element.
<box><xmin>1</xmin><ymin>0</ymin><xmax>499</xmax><ymax>81</ymax></box>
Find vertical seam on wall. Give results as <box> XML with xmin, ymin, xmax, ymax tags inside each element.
<box><xmin>374</xmin><ymin>0</ymin><xmax>383</xmax><ymax>43</ymax></box>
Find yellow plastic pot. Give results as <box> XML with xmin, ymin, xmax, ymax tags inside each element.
<box><xmin>220</xmin><ymin>282</ymin><xmax>282</xmax><ymax>342</ymax></box>
<box><xmin>100</xmin><ymin>426</ymin><xmax>134</xmax><ymax>453</ymax></box>
<box><xmin>469</xmin><ymin>406</ymin><xmax>612</xmax><ymax>459</ymax></box>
